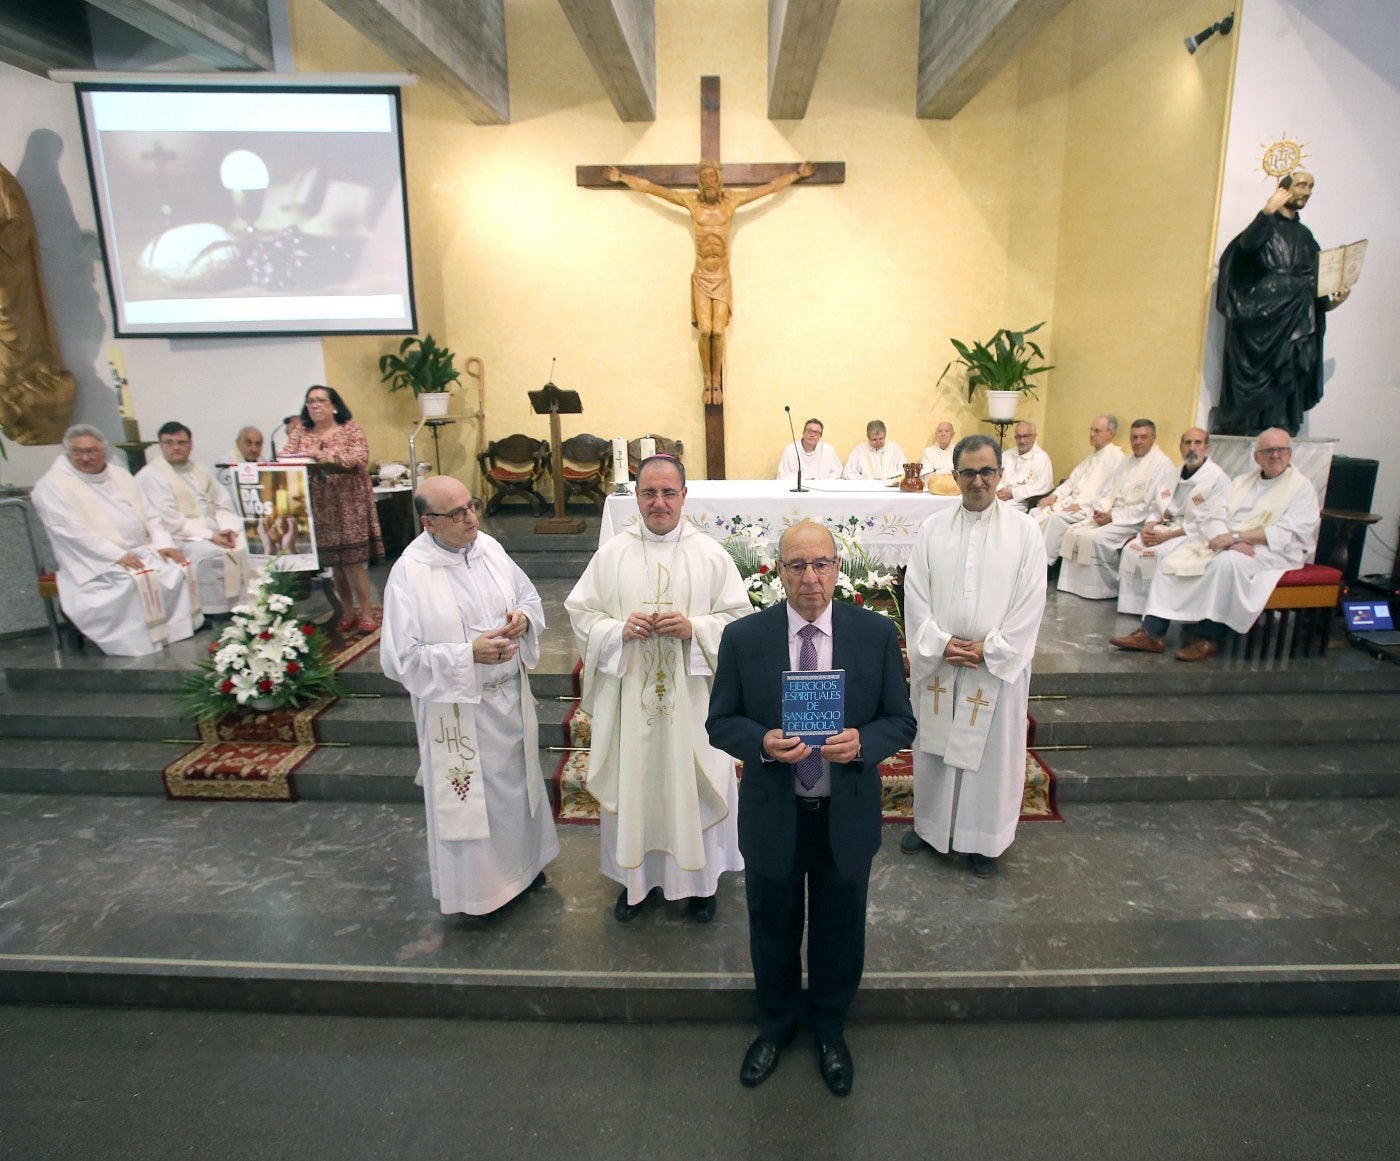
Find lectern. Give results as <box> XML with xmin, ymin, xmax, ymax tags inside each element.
<box><xmin>529</xmin><ymin>381</ymin><xmax>587</xmax><ymax>534</ymax></box>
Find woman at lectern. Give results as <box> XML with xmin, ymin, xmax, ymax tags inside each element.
<box><xmin>280</xmin><ymin>384</ymin><xmax>383</xmax><ymax>633</ymax></box>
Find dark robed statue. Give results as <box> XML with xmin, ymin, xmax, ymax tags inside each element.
<box><xmin>1214</xmin><ymin>171</ymin><xmax>1349</xmax><ymax>436</ymax></box>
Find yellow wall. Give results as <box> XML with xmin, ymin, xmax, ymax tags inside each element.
<box><xmin>292</xmin><ymin>0</ymin><xmax>1231</xmax><ymax>487</ymax></box>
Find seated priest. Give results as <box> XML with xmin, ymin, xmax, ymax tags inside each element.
<box><xmin>1116</xmin><ymin>428</ymin><xmax>1231</xmax><ymax>616</ymax></box>
<box><xmin>1034</xmin><ymin>414</ymin><xmax>1125</xmax><ymax>561</ymax></box>
<box><xmin>138</xmin><ymin>421</ymin><xmax>251</xmax><ymax>615</ymax></box>
<box><xmin>216</xmin><ymin>424</ymin><xmax>265</xmax><ymax>491</ymax></box>
<box><xmin>919</xmin><ymin>421</ymin><xmax>960</xmax><ymax>496</ymax></box>
<box><xmin>1110</xmin><ymin>428</ymin><xmax>1320</xmax><ymax>662</ymax></box>
<box><xmin>843</xmin><ymin>419</ymin><xmax>907</xmax><ymax>482</ymax></box>
<box><xmin>1056</xmin><ymin>419</ymin><xmax>1175</xmax><ymax>600</ymax></box>
<box><xmin>777</xmin><ymin>417</ymin><xmax>843</xmax><ymax>481</ymax></box>
<box><xmin>31</xmin><ymin>424</ymin><xmax>202</xmax><ymax>656</ymax></box>
<box><xmin>996</xmin><ymin>422</ymin><xmax>1054</xmax><ymax>512</ymax></box>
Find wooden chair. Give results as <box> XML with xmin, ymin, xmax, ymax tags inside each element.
<box><xmin>37</xmin><ymin>572</ymin><xmax>85</xmax><ymax>650</ymax></box>
<box><xmin>626</xmin><ymin>435</ymin><xmax>685</xmax><ymax>478</ymax></box>
<box><xmin>477</xmin><ymin>434</ymin><xmax>550</xmax><ymax>516</ymax></box>
<box><xmin>1228</xmin><ymin>563</ymin><xmax>1342</xmax><ymax>660</ymax></box>
<box><xmin>558</xmin><ymin>433</ymin><xmax>612</xmax><ymax>511</ymax></box>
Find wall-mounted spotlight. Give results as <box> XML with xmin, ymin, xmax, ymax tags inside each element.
<box><xmin>1186</xmin><ymin>13</ymin><xmax>1235</xmax><ymax>54</ymax></box>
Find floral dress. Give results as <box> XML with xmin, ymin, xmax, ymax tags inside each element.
<box><xmin>282</xmin><ymin>421</ymin><xmax>384</xmax><ymax>566</ymax></box>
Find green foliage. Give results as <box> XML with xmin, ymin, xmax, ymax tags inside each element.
<box><xmin>938</xmin><ymin>322</ymin><xmax>1053</xmax><ymax>402</ymax></box>
<box><xmin>378</xmin><ymin>333</ymin><xmax>462</xmax><ymax>397</ymax></box>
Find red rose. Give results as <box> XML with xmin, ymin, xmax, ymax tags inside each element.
<box><xmin>758</xmin><ymin>564</ymin><xmax>770</xmax><ymax>575</ymax></box>
<box><xmin>854</xmin><ymin>593</ymin><xmax>865</xmax><ymax>605</ymax></box>
<box><xmin>208</xmin><ymin>643</ymin><xmax>219</xmax><ymax>655</ymax></box>
<box><xmin>286</xmin><ymin>662</ymin><xmax>301</xmax><ymax>675</ymax></box>
<box><xmin>257</xmin><ymin>678</ymin><xmax>273</xmax><ymax>692</ymax></box>
<box><xmin>220</xmin><ymin>679</ymin><xmax>234</xmax><ymax>694</ymax></box>
<box><xmin>259</xmin><ymin>631</ymin><xmax>273</xmax><ymax>641</ymax></box>
<box><xmin>301</xmin><ymin>624</ymin><xmax>316</xmax><ymax>636</ymax></box>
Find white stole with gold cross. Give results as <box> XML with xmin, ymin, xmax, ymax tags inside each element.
<box><xmin>404</xmin><ymin>545</ymin><xmax>543</xmax><ymax>842</ymax></box>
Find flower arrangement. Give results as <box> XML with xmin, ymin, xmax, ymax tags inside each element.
<box><xmin>722</xmin><ymin>521</ymin><xmax>902</xmax><ymax>634</ymax></box>
<box><xmin>180</xmin><ymin>564</ymin><xmax>344</xmax><ymax>722</ymax></box>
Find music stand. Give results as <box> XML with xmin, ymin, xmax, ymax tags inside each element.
<box><xmin>529</xmin><ymin>381</ymin><xmax>587</xmax><ymax>534</ymax></box>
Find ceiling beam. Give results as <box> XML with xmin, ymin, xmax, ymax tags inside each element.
<box><xmin>84</xmin><ymin>0</ymin><xmax>273</xmax><ymax>70</ymax></box>
<box><xmin>319</xmin><ymin>0</ymin><xmax>509</xmax><ymax>124</ymax></box>
<box><xmin>0</xmin><ymin>0</ymin><xmax>94</xmax><ymax>75</ymax></box>
<box><xmin>916</xmin><ymin>0</ymin><xmax>1071</xmax><ymax>120</ymax></box>
<box><xmin>557</xmin><ymin>0</ymin><xmax>654</xmax><ymax>122</ymax></box>
<box><xmin>767</xmin><ymin>0</ymin><xmax>840</xmax><ymax>120</ymax></box>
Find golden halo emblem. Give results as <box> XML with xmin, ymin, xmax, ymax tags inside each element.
<box><xmin>1259</xmin><ymin>136</ymin><xmax>1307</xmax><ymax>178</ymax></box>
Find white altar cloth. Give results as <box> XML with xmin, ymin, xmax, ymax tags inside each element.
<box><xmin>599</xmin><ymin>479</ymin><xmax>959</xmax><ymax>567</ymax></box>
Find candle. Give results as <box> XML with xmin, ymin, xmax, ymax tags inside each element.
<box><xmin>612</xmin><ymin>437</ymin><xmax>628</xmax><ymax>483</ymax></box>
<box><xmin>639</xmin><ymin>437</ymin><xmax>657</xmax><ymax>461</ymax></box>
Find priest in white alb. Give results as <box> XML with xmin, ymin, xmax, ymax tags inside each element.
<box><xmin>565</xmin><ymin>455</ymin><xmax>752</xmax><ymax>924</ymax></box>
<box><xmin>1116</xmin><ymin>428</ymin><xmax>1231</xmax><ymax>616</ymax></box>
<box><xmin>777</xmin><ymin>416</ymin><xmax>843</xmax><ymax>481</ymax></box>
<box><xmin>31</xmin><ymin>424</ymin><xmax>201</xmax><ymax>656</ymax></box>
<box><xmin>138</xmin><ymin>421</ymin><xmax>250</xmax><ymax>615</ymax></box>
<box><xmin>380</xmin><ymin>475</ymin><xmax>558</xmax><ymax>920</ymax></box>
<box><xmin>216</xmin><ymin>424</ymin><xmax>265</xmax><ymax>490</ymax></box>
<box><xmin>997</xmin><ymin>422</ymin><xmax>1054</xmax><ymax>512</ymax></box>
<box><xmin>1056</xmin><ymin>418</ymin><xmax>1175</xmax><ymax>600</ymax></box>
<box><xmin>1034</xmin><ymin>413</ymin><xmax>1125</xmax><ymax>560</ymax></box>
<box><xmin>903</xmin><ymin>435</ymin><xmax>1047</xmax><ymax>876</ymax></box>
<box><xmin>843</xmin><ymin>419</ymin><xmax>907</xmax><ymax>482</ymax></box>
<box><xmin>1111</xmin><ymin>429</ymin><xmax>1320</xmax><ymax>662</ymax></box>
<box><xmin>919</xmin><ymin>421</ymin><xmax>960</xmax><ymax>496</ymax></box>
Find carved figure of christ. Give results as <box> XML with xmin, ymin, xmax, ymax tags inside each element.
<box><xmin>578</xmin><ymin>76</ymin><xmax>844</xmax><ymax>480</ymax></box>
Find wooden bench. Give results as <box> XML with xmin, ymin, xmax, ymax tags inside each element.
<box><xmin>1230</xmin><ymin>563</ymin><xmax>1342</xmax><ymax>660</ymax></box>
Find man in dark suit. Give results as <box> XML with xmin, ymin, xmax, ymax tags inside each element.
<box><xmin>707</xmin><ymin>521</ymin><xmax>915</xmax><ymax>1097</ymax></box>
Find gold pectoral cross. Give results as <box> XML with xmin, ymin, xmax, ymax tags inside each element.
<box><xmin>926</xmin><ymin>676</ymin><xmax>948</xmax><ymax>715</ymax></box>
<box><xmin>965</xmin><ymin>688</ymin><xmax>990</xmax><ymax>727</ymax></box>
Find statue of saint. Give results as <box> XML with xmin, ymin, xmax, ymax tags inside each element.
<box><xmin>1215</xmin><ymin>171</ymin><xmax>1350</xmax><ymax>435</ymax></box>
<box><xmin>0</xmin><ymin>163</ymin><xmax>77</xmax><ymax>446</ymax></box>
<box><xmin>606</xmin><ymin>159</ymin><xmax>814</xmax><ymax>404</ymax></box>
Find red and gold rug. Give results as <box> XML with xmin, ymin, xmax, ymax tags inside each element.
<box><xmin>162</xmin><ymin>625</ymin><xmax>379</xmax><ymax>801</ymax></box>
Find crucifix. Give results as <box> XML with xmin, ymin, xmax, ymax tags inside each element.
<box><xmin>578</xmin><ymin>76</ymin><xmax>844</xmax><ymax>480</ymax></box>
<box><xmin>965</xmin><ymin>688</ymin><xmax>990</xmax><ymax>727</ymax></box>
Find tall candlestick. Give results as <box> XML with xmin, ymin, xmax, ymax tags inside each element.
<box><xmin>612</xmin><ymin>437</ymin><xmax>628</xmax><ymax>488</ymax></box>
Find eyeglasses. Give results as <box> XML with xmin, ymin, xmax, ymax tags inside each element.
<box><xmin>779</xmin><ymin>558</ymin><xmax>837</xmax><ymax>576</ymax></box>
<box><xmin>638</xmin><ymin>489</ymin><xmax>683</xmax><ymax>501</ymax></box>
<box><xmin>425</xmin><ymin>500</ymin><xmax>482</xmax><ymax>522</ymax></box>
<box><xmin>1257</xmin><ymin>447</ymin><xmax>1292</xmax><ymax>457</ymax></box>
<box><xmin>956</xmin><ymin>467</ymin><xmax>1002</xmax><ymax>482</ymax></box>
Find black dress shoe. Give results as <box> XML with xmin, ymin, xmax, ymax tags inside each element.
<box><xmin>817</xmin><ymin>1038</ymin><xmax>854</xmax><ymax>1096</ymax></box>
<box><xmin>740</xmin><ymin>1037</ymin><xmax>783</xmax><ymax>1087</ymax></box>
<box><xmin>528</xmin><ymin>871</ymin><xmax>547</xmax><ymax>892</ymax></box>
<box><xmin>968</xmin><ymin>853</ymin><xmax>999</xmax><ymax>877</ymax></box>
<box><xmin>899</xmin><ymin>830</ymin><xmax>932</xmax><ymax>854</ymax></box>
<box><xmin>687</xmin><ymin>894</ymin><xmax>717</xmax><ymax>923</ymax></box>
<box><xmin>613</xmin><ymin>886</ymin><xmax>648</xmax><ymax>922</ymax></box>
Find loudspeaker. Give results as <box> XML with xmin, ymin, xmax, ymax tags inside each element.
<box><xmin>1318</xmin><ymin>456</ymin><xmax>1378</xmax><ymax>583</ymax></box>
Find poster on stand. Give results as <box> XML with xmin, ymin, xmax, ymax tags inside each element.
<box><xmin>226</xmin><ymin>462</ymin><xmax>319</xmax><ymax>571</ymax></box>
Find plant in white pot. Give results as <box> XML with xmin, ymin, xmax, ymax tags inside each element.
<box><xmin>378</xmin><ymin>334</ymin><xmax>461</xmax><ymax>419</ymax></box>
<box><xmin>938</xmin><ymin>322</ymin><xmax>1053</xmax><ymax>421</ymax></box>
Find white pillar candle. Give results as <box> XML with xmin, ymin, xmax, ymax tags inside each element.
<box><xmin>612</xmin><ymin>437</ymin><xmax>628</xmax><ymax>483</ymax></box>
<box><xmin>639</xmin><ymin>437</ymin><xmax>657</xmax><ymax>461</ymax></box>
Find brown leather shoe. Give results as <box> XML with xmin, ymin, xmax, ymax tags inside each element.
<box><xmin>1175</xmin><ymin>639</ymin><xmax>1219</xmax><ymax>662</ymax></box>
<box><xmin>1109</xmin><ymin>627</ymin><xmax>1165</xmax><ymax>654</ymax></box>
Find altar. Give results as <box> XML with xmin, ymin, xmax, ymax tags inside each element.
<box><xmin>599</xmin><ymin>479</ymin><xmax>959</xmax><ymax>567</ymax></box>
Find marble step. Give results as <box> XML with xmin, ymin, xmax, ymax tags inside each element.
<box><xmin>1030</xmin><ymin>660</ymin><xmax>1400</xmax><ymax>697</ymax></box>
<box><xmin>1029</xmin><ymin>691</ymin><xmax>1400</xmax><ymax>748</ymax></box>
<box><xmin>1047</xmin><ymin>742</ymin><xmax>1400</xmax><ymax>802</ymax></box>
<box><xmin>3</xmin><ymin>795</ymin><xmax>1397</xmax><ymax>1022</ymax></box>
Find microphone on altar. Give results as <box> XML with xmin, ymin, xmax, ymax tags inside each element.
<box><xmin>784</xmin><ymin>405</ymin><xmax>807</xmax><ymax>494</ymax></box>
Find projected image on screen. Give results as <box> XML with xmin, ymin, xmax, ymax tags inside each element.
<box><xmin>77</xmin><ymin>86</ymin><xmax>417</xmax><ymax>337</ymax></box>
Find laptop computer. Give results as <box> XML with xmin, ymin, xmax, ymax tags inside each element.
<box><xmin>1342</xmin><ymin>600</ymin><xmax>1400</xmax><ymax>646</ymax></box>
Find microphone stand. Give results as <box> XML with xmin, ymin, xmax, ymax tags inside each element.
<box><xmin>785</xmin><ymin>406</ymin><xmax>807</xmax><ymax>494</ymax></box>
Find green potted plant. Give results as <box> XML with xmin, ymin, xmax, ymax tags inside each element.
<box><xmin>378</xmin><ymin>333</ymin><xmax>461</xmax><ymax>418</ymax></box>
<box><xmin>938</xmin><ymin>322</ymin><xmax>1053</xmax><ymax>420</ymax></box>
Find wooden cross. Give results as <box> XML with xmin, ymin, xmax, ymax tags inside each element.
<box><xmin>578</xmin><ymin>76</ymin><xmax>844</xmax><ymax>480</ymax></box>
<box><xmin>965</xmin><ymin>688</ymin><xmax>990</xmax><ymax>727</ymax></box>
<box><xmin>925</xmin><ymin>676</ymin><xmax>948</xmax><ymax>715</ymax></box>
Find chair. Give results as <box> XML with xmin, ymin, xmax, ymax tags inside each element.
<box><xmin>1227</xmin><ymin>563</ymin><xmax>1342</xmax><ymax>660</ymax></box>
<box><xmin>558</xmin><ymin>433</ymin><xmax>613</xmax><ymax>511</ymax></box>
<box><xmin>626</xmin><ymin>435</ymin><xmax>685</xmax><ymax>478</ymax></box>
<box><xmin>477</xmin><ymin>434</ymin><xmax>550</xmax><ymax>516</ymax></box>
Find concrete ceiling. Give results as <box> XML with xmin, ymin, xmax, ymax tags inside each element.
<box><xmin>0</xmin><ymin>0</ymin><xmax>1071</xmax><ymax>123</ymax></box>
